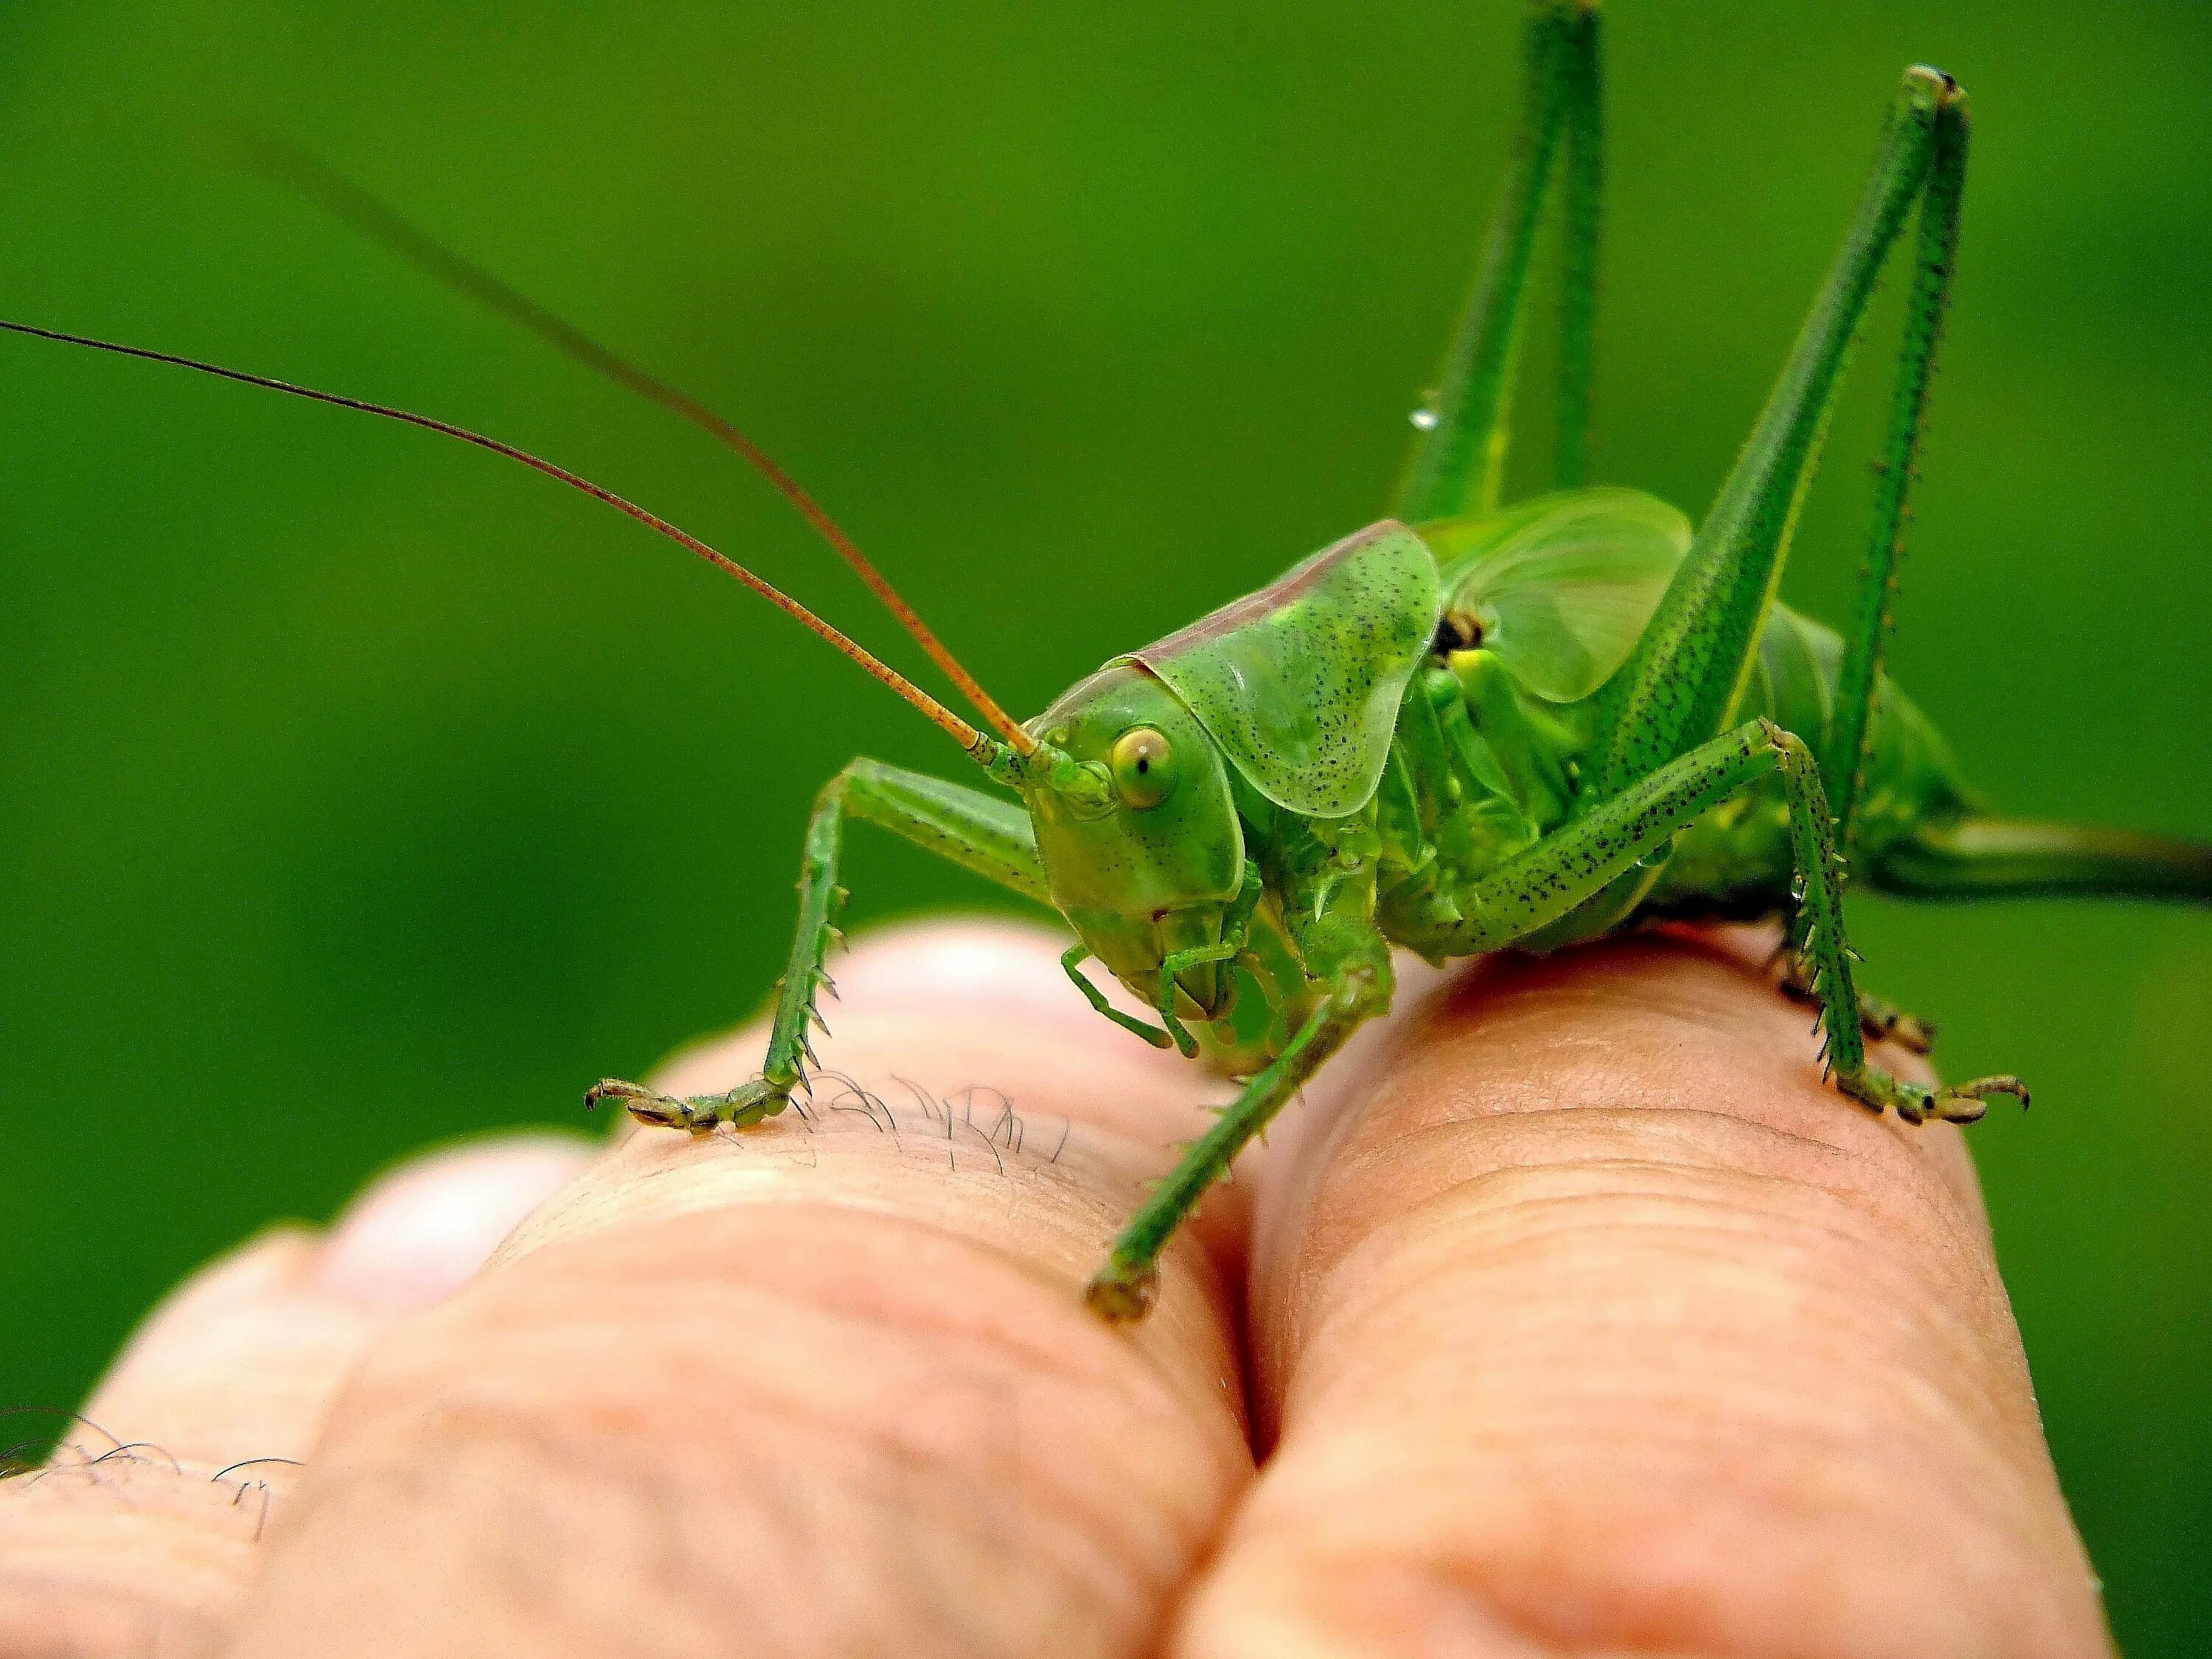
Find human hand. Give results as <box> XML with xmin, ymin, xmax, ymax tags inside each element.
<box><xmin>0</xmin><ymin>922</ymin><xmax>2111</xmax><ymax>1657</ymax></box>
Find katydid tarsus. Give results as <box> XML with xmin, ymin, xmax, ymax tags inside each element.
<box><xmin>9</xmin><ymin>1</ymin><xmax>2210</xmax><ymax>1324</ymax></box>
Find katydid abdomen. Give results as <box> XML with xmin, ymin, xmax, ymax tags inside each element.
<box><xmin>1644</xmin><ymin>597</ymin><xmax>2212</xmax><ymax>919</ymax></box>
<box><xmin>1393</xmin><ymin>493</ymin><xmax>2212</xmax><ymax>967</ymax></box>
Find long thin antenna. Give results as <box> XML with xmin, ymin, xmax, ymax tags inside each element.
<box><xmin>0</xmin><ymin>317</ymin><xmax>993</xmax><ymax>756</ymax></box>
<box><xmin>229</xmin><ymin>130</ymin><xmax>1036</xmax><ymax>756</ymax></box>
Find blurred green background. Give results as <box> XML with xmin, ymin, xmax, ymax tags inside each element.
<box><xmin>2</xmin><ymin>0</ymin><xmax>2206</xmax><ymax>1644</ymax></box>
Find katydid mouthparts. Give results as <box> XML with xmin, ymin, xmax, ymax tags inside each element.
<box><xmin>9</xmin><ymin>1</ymin><xmax>2207</xmax><ymax>1325</ymax></box>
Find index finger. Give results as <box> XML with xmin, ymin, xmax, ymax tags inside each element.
<box><xmin>220</xmin><ymin>922</ymin><xmax>1253</xmax><ymax>1659</ymax></box>
<box><xmin>1174</xmin><ymin>931</ymin><xmax>2110</xmax><ymax>1658</ymax></box>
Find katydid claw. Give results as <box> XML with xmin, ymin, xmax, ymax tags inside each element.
<box><xmin>1084</xmin><ymin>1262</ymin><xmax>1161</xmax><ymax>1324</ymax></box>
<box><xmin>1837</xmin><ymin>1066</ymin><xmax>2030</xmax><ymax>1127</ymax></box>
<box><xmin>584</xmin><ymin>1076</ymin><xmax>787</xmax><ymax>1133</ymax></box>
<box><xmin>1927</xmin><ymin>1074</ymin><xmax>2030</xmax><ymax>1124</ymax></box>
<box><xmin>582</xmin><ymin>1077</ymin><xmax>649</xmax><ymax>1113</ymax></box>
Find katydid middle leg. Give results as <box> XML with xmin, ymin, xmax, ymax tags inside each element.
<box><xmin>588</xmin><ymin>758</ymin><xmax>1050</xmax><ymax>1130</ymax></box>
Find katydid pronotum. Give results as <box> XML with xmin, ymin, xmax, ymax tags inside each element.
<box><xmin>8</xmin><ymin>1</ymin><xmax>2208</xmax><ymax>1324</ymax></box>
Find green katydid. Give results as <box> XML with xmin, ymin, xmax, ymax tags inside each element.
<box><xmin>8</xmin><ymin>1</ymin><xmax>2208</xmax><ymax>1325</ymax></box>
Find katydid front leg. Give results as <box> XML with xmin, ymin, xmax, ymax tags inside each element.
<box><xmin>587</xmin><ymin>758</ymin><xmax>1051</xmax><ymax>1130</ymax></box>
<box><xmin>1454</xmin><ymin>719</ymin><xmax>2025</xmax><ymax>1126</ymax></box>
<box><xmin>1087</xmin><ymin>913</ymin><xmax>1393</xmax><ymax>1322</ymax></box>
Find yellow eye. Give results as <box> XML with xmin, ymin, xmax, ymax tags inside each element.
<box><xmin>1110</xmin><ymin>726</ymin><xmax>1177</xmax><ymax>810</ymax></box>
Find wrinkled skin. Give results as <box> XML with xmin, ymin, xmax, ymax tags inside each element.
<box><xmin>0</xmin><ymin>922</ymin><xmax>2112</xmax><ymax>1658</ymax></box>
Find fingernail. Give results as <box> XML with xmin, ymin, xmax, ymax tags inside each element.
<box><xmin>316</xmin><ymin>1135</ymin><xmax>592</xmax><ymax>1310</ymax></box>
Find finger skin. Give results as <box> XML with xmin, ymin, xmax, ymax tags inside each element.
<box><xmin>1175</xmin><ymin>931</ymin><xmax>2110</xmax><ymax>1659</ymax></box>
<box><xmin>0</xmin><ymin>1135</ymin><xmax>588</xmax><ymax>1659</ymax></box>
<box><xmin>0</xmin><ymin>1232</ymin><xmax>332</xmax><ymax>1659</ymax></box>
<box><xmin>221</xmin><ymin>922</ymin><xmax>1252</xmax><ymax>1659</ymax></box>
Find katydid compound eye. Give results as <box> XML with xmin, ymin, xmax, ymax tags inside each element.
<box><xmin>1110</xmin><ymin>726</ymin><xmax>1177</xmax><ymax>810</ymax></box>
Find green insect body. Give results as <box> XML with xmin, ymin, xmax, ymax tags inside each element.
<box><xmin>13</xmin><ymin>4</ymin><xmax>2209</xmax><ymax>1327</ymax></box>
<box><xmin>597</xmin><ymin>8</ymin><xmax>2212</xmax><ymax>1324</ymax></box>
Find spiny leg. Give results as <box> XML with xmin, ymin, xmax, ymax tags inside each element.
<box><xmin>1823</xmin><ymin>84</ymin><xmax>1966</xmax><ymax>849</ymax></box>
<box><xmin>1776</xmin><ymin>951</ymin><xmax>1937</xmax><ymax>1057</ymax></box>
<box><xmin>1587</xmin><ymin>66</ymin><xmax>1964</xmax><ymax>801</ymax></box>
<box><xmin>1450</xmin><ymin>719</ymin><xmax>2024</xmax><ymax>1124</ymax></box>
<box><xmin>1086</xmin><ymin>927</ymin><xmax>1392</xmax><ymax>1322</ymax></box>
<box><xmin>1767</xmin><ymin>728</ymin><xmax>2023</xmax><ymax>1124</ymax></box>
<box><xmin>588</xmin><ymin>759</ymin><xmax>1050</xmax><ymax>1130</ymax></box>
<box><xmin>1396</xmin><ymin>0</ymin><xmax>1603</xmax><ymax>522</ymax></box>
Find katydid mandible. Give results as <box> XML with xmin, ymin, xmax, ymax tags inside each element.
<box><xmin>9</xmin><ymin>1</ymin><xmax>2208</xmax><ymax>1324</ymax></box>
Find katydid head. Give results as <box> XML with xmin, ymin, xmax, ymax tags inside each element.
<box><xmin>1012</xmin><ymin>519</ymin><xmax>1451</xmax><ymax>1022</ymax></box>
<box><xmin>1022</xmin><ymin>664</ymin><xmax>1245</xmax><ymax>1020</ymax></box>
